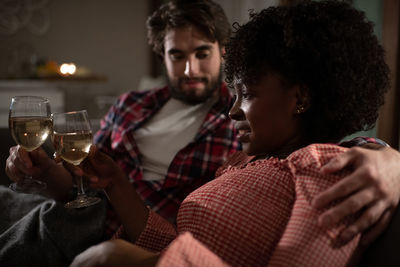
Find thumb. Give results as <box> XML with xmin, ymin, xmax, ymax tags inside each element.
<box><xmin>30</xmin><ymin>147</ymin><xmax>52</xmax><ymax>165</ymax></box>
<box><xmin>87</xmin><ymin>145</ymin><xmax>112</xmax><ymax>166</ymax></box>
<box><xmin>87</xmin><ymin>144</ymin><xmax>97</xmax><ymax>159</ymax></box>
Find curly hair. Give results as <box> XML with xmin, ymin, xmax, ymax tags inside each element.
<box><xmin>224</xmin><ymin>0</ymin><xmax>389</xmax><ymax>143</ymax></box>
<box><xmin>147</xmin><ymin>0</ymin><xmax>231</xmax><ymax>59</ymax></box>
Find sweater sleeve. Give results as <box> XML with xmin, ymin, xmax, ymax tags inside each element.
<box><xmin>157</xmin><ymin>232</ymin><xmax>230</xmax><ymax>267</ymax></box>
<box><xmin>131</xmin><ymin>209</ymin><xmax>178</xmax><ymax>252</ymax></box>
<box><xmin>268</xmin><ymin>144</ymin><xmax>360</xmax><ymax>267</ymax></box>
<box><xmin>111</xmin><ymin>208</ymin><xmax>178</xmax><ymax>252</ymax></box>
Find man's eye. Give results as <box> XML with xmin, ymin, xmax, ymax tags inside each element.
<box><xmin>196</xmin><ymin>53</ymin><xmax>209</xmax><ymax>59</ymax></box>
<box><xmin>170</xmin><ymin>54</ymin><xmax>184</xmax><ymax>60</ymax></box>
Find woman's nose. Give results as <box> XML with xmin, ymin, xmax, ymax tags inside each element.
<box><xmin>229</xmin><ymin>99</ymin><xmax>245</xmax><ymax>121</ymax></box>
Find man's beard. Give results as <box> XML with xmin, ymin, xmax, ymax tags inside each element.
<box><xmin>169</xmin><ymin>70</ymin><xmax>222</xmax><ymax>105</ymax></box>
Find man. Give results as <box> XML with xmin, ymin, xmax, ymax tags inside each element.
<box><xmin>5</xmin><ymin>0</ymin><xmax>400</xmax><ymax>250</ymax></box>
<box><xmin>94</xmin><ymin>0</ymin><xmax>239</xmax><ymax>236</ymax></box>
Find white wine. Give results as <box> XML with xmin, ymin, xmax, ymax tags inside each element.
<box><xmin>9</xmin><ymin>116</ymin><xmax>53</xmax><ymax>152</ymax></box>
<box><xmin>53</xmin><ymin>132</ymin><xmax>93</xmax><ymax>165</ymax></box>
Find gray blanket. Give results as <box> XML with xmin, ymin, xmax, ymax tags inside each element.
<box><xmin>0</xmin><ymin>186</ymin><xmax>107</xmax><ymax>267</ymax></box>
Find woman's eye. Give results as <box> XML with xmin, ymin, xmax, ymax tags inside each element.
<box><xmin>241</xmin><ymin>92</ymin><xmax>253</xmax><ymax>99</ymax></box>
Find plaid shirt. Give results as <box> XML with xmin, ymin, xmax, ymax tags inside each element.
<box><xmin>339</xmin><ymin>136</ymin><xmax>388</xmax><ymax>148</ymax></box>
<box><xmin>135</xmin><ymin>144</ymin><xmax>361</xmax><ymax>266</ymax></box>
<box><xmin>94</xmin><ymin>84</ymin><xmax>241</xmax><ymax>237</ymax></box>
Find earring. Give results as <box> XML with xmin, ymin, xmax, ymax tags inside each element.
<box><xmin>296</xmin><ymin>105</ymin><xmax>305</xmax><ymax>114</ymax></box>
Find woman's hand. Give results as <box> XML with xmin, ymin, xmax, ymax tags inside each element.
<box><xmin>67</xmin><ymin>145</ymin><xmax>127</xmax><ymax>191</ymax></box>
<box><xmin>70</xmin><ymin>239</ymin><xmax>159</xmax><ymax>267</ymax></box>
<box><xmin>69</xmin><ymin>145</ymin><xmax>149</xmax><ymax>242</ymax></box>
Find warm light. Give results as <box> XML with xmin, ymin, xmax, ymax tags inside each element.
<box><xmin>60</xmin><ymin>63</ymin><xmax>76</xmax><ymax>75</ymax></box>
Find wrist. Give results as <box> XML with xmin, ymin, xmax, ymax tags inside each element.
<box><xmin>103</xmin><ymin>171</ymin><xmax>129</xmax><ymax>197</ymax></box>
<box><xmin>140</xmin><ymin>254</ymin><xmax>159</xmax><ymax>267</ymax></box>
<box><xmin>42</xmin><ymin>162</ymin><xmax>75</xmax><ymax>200</ymax></box>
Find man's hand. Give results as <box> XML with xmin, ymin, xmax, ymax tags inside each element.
<box><xmin>312</xmin><ymin>146</ymin><xmax>400</xmax><ymax>246</ymax></box>
<box><xmin>6</xmin><ymin>145</ymin><xmax>75</xmax><ymax>199</ymax></box>
<box><xmin>70</xmin><ymin>239</ymin><xmax>159</xmax><ymax>267</ymax></box>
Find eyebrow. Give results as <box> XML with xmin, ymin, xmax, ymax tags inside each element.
<box><xmin>228</xmin><ymin>80</ymin><xmax>243</xmax><ymax>94</ymax></box>
<box><xmin>167</xmin><ymin>44</ymin><xmax>213</xmax><ymax>55</ymax></box>
<box><xmin>232</xmin><ymin>78</ymin><xmax>243</xmax><ymax>88</ymax></box>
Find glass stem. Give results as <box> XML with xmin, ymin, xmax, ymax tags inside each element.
<box><xmin>23</xmin><ymin>175</ymin><xmax>34</xmax><ymax>185</ymax></box>
<box><xmin>76</xmin><ymin>175</ymin><xmax>86</xmax><ymax>197</ymax></box>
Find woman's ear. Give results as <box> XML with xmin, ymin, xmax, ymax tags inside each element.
<box><xmin>294</xmin><ymin>85</ymin><xmax>311</xmax><ymax>114</ymax></box>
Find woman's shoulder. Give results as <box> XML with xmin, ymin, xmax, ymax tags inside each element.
<box><xmin>286</xmin><ymin>143</ymin><xmax>348</xmax><ymax>170</ymax></box>
<box><xmin>216</xmin><ymin>144</ymin><xmax>349</xmax><ymax>177</ymax></box>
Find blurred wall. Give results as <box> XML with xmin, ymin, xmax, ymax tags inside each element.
<box><xmin>0</xmin><ymin>0</ymin><xmax>150</xmax><ymax>95</ymax></box>
<box><xmin>216</xmin><ymin>0</ymin><xmax>279</xmax><ymax>25</ymax></box>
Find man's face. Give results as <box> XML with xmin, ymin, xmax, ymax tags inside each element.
<box><xmin>163</xmin><ymin>26</ymin><xmax>223</xmax><ymax>105</ymax></box>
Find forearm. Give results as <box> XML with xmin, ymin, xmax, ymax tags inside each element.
<box><xmin>360</xmin><ymin>142</ymin><xmax>385</xmax><ymax>150</ymax></box>
<box><xmin>104</xmin><ymin>172</ymin><xmax>149</xmax><ymax>242</ymax></box>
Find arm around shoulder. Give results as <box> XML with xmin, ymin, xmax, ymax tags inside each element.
<box><xmin>268</xmin><ymin>144</ymin><xmax>360</xmax><ymax>266</ymax></box>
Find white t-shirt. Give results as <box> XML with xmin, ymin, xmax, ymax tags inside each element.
<box><xmin>134</xmin><ymin>96</ymin><xmax>217</xmax><ymax>181</ymax></box>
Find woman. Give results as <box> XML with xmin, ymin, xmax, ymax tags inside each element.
<box><xmin>71</xmin><ymin>1</ymin><xmax>389</xmax><ymax>266</ymax></box>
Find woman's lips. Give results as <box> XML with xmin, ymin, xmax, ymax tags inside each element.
<box><xmin>236</xmin><ymin>128</ymin><xmax>251</xmax><ymax>143</ymax></box>
<box><xmin>235</xmin><ymin>122</ymin><xmax>251</xmax><ymax>143</ymax></box>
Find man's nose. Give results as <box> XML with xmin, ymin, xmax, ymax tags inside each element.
<box><xmin>184</xmin><ymin>57</ymin><xmax>200</xmax><ymax>77</ymax></box>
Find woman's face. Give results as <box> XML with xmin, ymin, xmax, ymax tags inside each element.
<box><xmin>229</xmin><ymin>73</ymin><xmax>302</xmax><ymax>156</ymax></box>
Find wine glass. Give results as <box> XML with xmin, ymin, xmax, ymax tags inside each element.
<box><xmin>9</xmin><ymin>96</ymin><xmax>52</xmax><ymax>192</ymax></box>
<box><xmin>52</xmin><ymin>110</ymin><xmax>101</xmax><ymax>208</ymax></box>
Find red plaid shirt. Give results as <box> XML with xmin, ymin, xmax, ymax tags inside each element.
<box><xmin>135</xmin><ymin>144</ymin><xmax>360</xmax><ymax>266</ymax></box>
<box><xmin>94</xmin><ymin>84</ymin><xmax>241</xmax><ymax>237</ymax></box>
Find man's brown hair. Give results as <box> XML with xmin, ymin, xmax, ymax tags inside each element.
<box><xmin>147</xmin><ymin>0</ymin><xmax>231</xmax><ymax>59</ymax></box>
